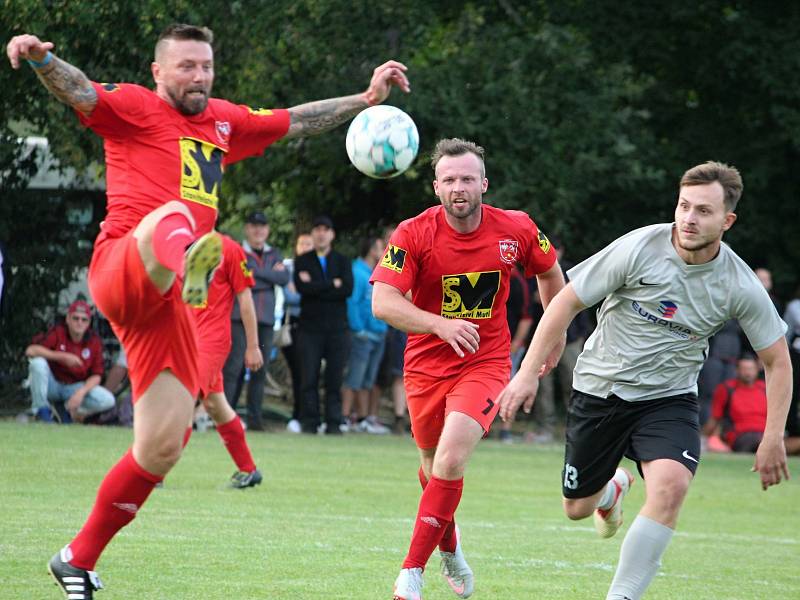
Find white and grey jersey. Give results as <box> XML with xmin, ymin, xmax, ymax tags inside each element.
<box><xmin>568</xmin><ymin>223</ymin><xmax>787</xmax><ymax>402</ymax></box>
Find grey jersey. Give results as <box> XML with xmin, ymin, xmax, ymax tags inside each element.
<box><xmin>568</xmin><ymin>223</ymin><xmax>787</xmax><ymax>401</ymax></box>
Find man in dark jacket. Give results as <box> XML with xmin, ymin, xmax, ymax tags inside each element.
<box><xmin>294</xmin><ymin>215</ymin><xmax>353</xmax><ymax>434</ymax></box>
<box><xmin>223</xmin><ymin>211</ymin><xmax>289</xmax><ymax>430</ymax></box>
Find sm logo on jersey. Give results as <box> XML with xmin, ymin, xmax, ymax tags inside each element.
<box><xmin>179</xmin><ymin>137</ymin><xmax>226</xmax><ymax>209</ymax></box>
<box><xmin>380</xmin><ymin>245</ymin><xmax>407</xmax><ymax>273</ymax></box>
<box><xmin>240</xmin><ymin>259</ymin><xmax>252</xmax><ymax>278</ymax></box>
<box><xmin>441</xmin><ymin>271</ymin><xmax>501</xmax><ymax>319</ymax></box>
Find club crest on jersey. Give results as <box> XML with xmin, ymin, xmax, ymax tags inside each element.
<box><xmin>498</xmin><ymin>239</ymin><xmax>518</xmax><ymax>264</ymax></box>
<box><xmin>441</xmin><ymin>271</ymin><xmax>501</xmax><ymax>320</ymax></box>
<box><xmin>538</xmin><ymin>230</ymin><xmax>552</xmax><ymax>254</ymax></box>
<box><xmin>81</xmin><ymin>348</ymin><xmax>91</xmax><ymax>360</ymax></box>
<box><xmin>215</xmin><ymin>121</ymin><xmax>231</xmax><ymax>145</ymax></box>
<box><xmin>179</xmin><ymin>137</ymin><xmax>226</xmax><ymax>209</ymax></box>
<box><xmin>380</xmin><ymin>245</ymin><xmax>407</xmax><ymax>273</ymax></box>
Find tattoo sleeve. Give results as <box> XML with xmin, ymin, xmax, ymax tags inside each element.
<box><xmin>285</xmin><ymin>93</ymin><xmax>368</xmax><ymax>139</ymax></box>
<box><xmin>33</xmin><ymin>56</ymin><xmax>97</xmax><ymax>116</ymax></box>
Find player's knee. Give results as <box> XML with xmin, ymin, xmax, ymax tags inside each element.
<box><xmin>562</xmin><ymin>497</ymin><xmax>591</xmax><ymax>520</ymax></box>
<box><xmin>648</xmin><ymin>478</ymin><xmax>689</xmax><ymax>515</ymax></box>
<box><xmin>28</xmin><ymin>356</ymin><xmax>49</xmax><ymax>376</ymax></box>
<box><xmin>144</xmin><ymin>437</ymin><xmax>184</xmax><ymax>471</ymax></box>
<box><xmin>431</xmin><ymin>451</ymin><xmax>467</xmax><ymax>480</ymax></box>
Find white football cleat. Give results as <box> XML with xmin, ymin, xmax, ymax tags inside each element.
<box><xmin>594</xmin><ymin>467</ymin><xmax>634</xmax><ymax>538</ymax></box>
<box><xmin>393</xmin><ymin>567</ymin><xmax>424</xmax><ymax>600</ymax></box>
<box><xmin>440</xmin><ymin>525</ymin><xmax>474</xmax><ymax>598</ymax></box>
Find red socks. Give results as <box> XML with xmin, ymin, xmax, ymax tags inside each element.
<box><xmin>152</xmin><ymin>212</ymin><xmax>195</xmax><ymax>275</ymax></box>
<box><xmin>67</xmin><ymin>450</ymin><xmax>163</xmax><ymax>570</ymax></box>
<box><xmin>418</xmin><ymin>467</ymin><xmax>457</xmax><ymax>553</ymax></box>
<box><xmin>216</xmin><ymin>416</ymin><xmax>257</xmax><ymax>473</ymax></box>
<box><xmin>402</xmin><ymin>476</ymin><xmax>463</xmax><ymax>569</ymax></box>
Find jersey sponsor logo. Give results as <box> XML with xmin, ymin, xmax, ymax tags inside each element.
<box><xmin>631</xmin><ymin>300</ymin><xmax>696</xmax><ymax>340</ymax></box>
<box><xmin>100</xmin><ymin>82</ymin><xmax>120</xmax><ymax>93</ymax></box>
<box><xmin>498</xmin><ymin>239</ymin><xmax>519</xmax><ymax>264</ymax></box>
<box><xmin>81</xmin><ymin>348</ymin><xmax>91</xmax><ymax>360</ymax></box>
<box><xmin>215</xmin><ymin>120</ymin><xmax>231</xmax><ymax>145</ymax></box>
<box><xmin>240</xmin><ymin>259</ymin><xmax>252</xmax><ymax>278</ymax></box>
<box><xmin>179</xmin><ymin>137</ymin><xmax>226</xmax><ymax>209</ymax></box>
<box><xmin>247</xmin><ymin>106</ymin><xmax>274</xmax><ymax>116</ymax></box>
<box><xmin>537</xmin><ymin>230</ymin><xmax>552</xmax><ymax>254</ymax></box>
<box><xmin>441</xmin><ymin>271</ymin><xmax>501</xmax><ymax>320</ymax></box>
<box><xmin>380</xmin><ymin>244</ymin><xmax>407</xmax><ymax>273</ymax></box>
<box><xmin>658</xmin><ymin>300</ymin><xmax>678</xmax><ymax>319</ymax></box>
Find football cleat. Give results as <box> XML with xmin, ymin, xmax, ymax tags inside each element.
<box><xmin>49</xmin><ymin>547</ymin><xmax>104</xmax><ymax>599</ymax></box>
<box><xmin>393</xmin><ymin>567</ymin><xmax>424</xmax><ymax>600</ymax></box>
<box><xmin>181</xmin><ymin>231</ymin><xmax>222</xmax><ymax>307</ymax></box>
<box><xmin>440</xmin><ymin>525</ymin><xmax>474</xmax><ymax>598</ymax></box>
<box><xmin>230</xmin><ymin>469</ymin><xmax>263</xmax><ymax>489</ymax></box>
<box><xmin>594</xmin><ymin>467</ymin><xmax>634</xmax><ymax>538</ymax></box>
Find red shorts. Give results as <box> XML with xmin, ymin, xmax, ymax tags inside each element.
<box><xmin>89</xmin><ymin>231</ymin><xmax>199</xmax><ymax>402</ymax></box>
<box><xmin>197</xmin><ymin>350</ymin><xmax>227</xmax><ymax>399</ymax></box>
<box><xmin>404</xmin><ymin>362</ymin><xmax>510</xmax><ymax>449</ymax></box>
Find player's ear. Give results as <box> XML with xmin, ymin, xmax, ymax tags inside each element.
<box><xmin>432</xmin><ymin>179</ymin><xmax>439</xmax><ymax>196</ymax></box>
<box><xmin>722</xmin><ymin>211</ymin><xmax>737</xmax><ymax>231</ymax></box>
<box><xmin>482</xmin><ymin>178</ymin><xmax>489</xmax><ymax>193</ymax></box>
<box><xmin>151</xmin><ymin>61</ymin><xmax>161</xmax><ymax>85</ymax></box>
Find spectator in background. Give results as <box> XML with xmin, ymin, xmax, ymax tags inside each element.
<box><xmin>223</xmin><ymin>211</ymin><xmax>289</xmax><ymax>431</ymax></box>
<box><xmin>697</xmin><ymin>319</ymin><xmax>742</xmax><ymax>425</ymax></box>
<box><xmin>294</xmin><ymin>216</ymin><xmax>353</xmax><ymax>434</ymax></box>
<box><xmin>704</xmin><ymin>354</ymin><xmax>800</xmax><ymax>455</ymax></box>
<box><xmin>25</xmin><ymin>300</ymin><xmax>115</xmax><ymax>423</ymax></box>
<box><xmin>755</xmin><ymin>267</ymin><xmax>782</xmax><ymax>315</ymax></box>
<box><xmin>783</xmin><ymin>285</ymin><xmax>800</xmax><ymax>444</ymax></box>
<box><xmin>342</xmin><ymin>235</ymin><xmax>389</xmax><ymax>434</ymax></box>
<box><xmin>284</xmin><ymin>232</ymin><xmax>313</xmax><ymax>434</ymax></box>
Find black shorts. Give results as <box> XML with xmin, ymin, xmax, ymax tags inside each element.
<box><xmin>562</xmin><ymin>390</ymin><xmax>700</xmax><ymax>498</ymax></box>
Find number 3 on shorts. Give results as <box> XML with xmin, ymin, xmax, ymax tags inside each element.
<box><xmin>563</xmin><ymin>463</ymin><xmax>579</xmax><ymax>490</ymax></box>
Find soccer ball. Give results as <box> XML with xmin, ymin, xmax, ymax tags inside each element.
<box><xmin>345</xmin><ymin>105</ymin><xmax>419</xmax><ymax>179</ymax></box>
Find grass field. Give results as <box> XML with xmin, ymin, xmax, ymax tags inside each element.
<box><xmin>1</xmin><ymin>422</ymin><xmax>798</xmax><ymax>599</ymax></box>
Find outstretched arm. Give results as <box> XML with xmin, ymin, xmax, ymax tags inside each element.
<box><xmin>7</xmin><ymin>34</ymin><xmax>97</xmax><ymax>116</ymax></box>
<box><xmin>284</xmin><ymin>60</ymin><xmax>409</xmax><ymax>139</ymax></box>
<box><xmin>753</xmin><ymin>337</ymin><xmax>792</xmax><ymax>490</ymax></box>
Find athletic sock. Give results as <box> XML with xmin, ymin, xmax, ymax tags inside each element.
<box><xmin>596</xmin><ymin>480</ymin><xmax>618</xmax><ymax>511</ymax></box>
<box><xmin>403</xmin><ymin>476</ymin><xmax>463</xmax><ymax>569</ymax></box>
<box><xmin>152</xmin><ymin>212</ymin><xmax>195</xmax><ymax>275</ymax></box>
<box><xmin>606</xmin><ymin>515</ymin><xmax>674</xmax><ymax>600</ymax></box>
<box><xmin>216</xmin><ymin>415</ymin><xmax>257</xmax><ymax>472</ymax></box>
<box><xmin>67</xmin><ymin>450</ymin><xmax>163</xmax><ymax>570</ymax></box>
<box><xmin>418</xmin><ymin>467</ymin><xmax>457</xmax><ymax>552</ymax></box>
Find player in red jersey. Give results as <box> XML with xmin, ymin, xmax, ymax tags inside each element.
<box><xmin>371</xmin><ymin>138</ymin><xmax>566</xmax><ymax>599</ymax></box>
<box><xmin>7</xmin><ymin>23</ymin><xmax>410</xmax><ymax>598</ymax></box>
<box><xmin>193</xmin><ymin>234</ymin><xmax>265</xmax><ymax>488</ymax></box>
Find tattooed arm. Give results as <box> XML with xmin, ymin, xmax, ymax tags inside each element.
<box><xmin>285</xmin><ymin>60</ymin><xmax>410</xmax><ymax>139</ymax></box>
<box><xmin>6</xmin><ymin>34</ymin><xmax>97</xmax><ymax>116</ymax></box>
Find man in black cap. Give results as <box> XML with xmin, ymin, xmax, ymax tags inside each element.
<box><xmin>223</xmin><ymin>211</ymin><xmax>289</xmax><ymax>430</ymax></box>
<box><xmin>294</xmin><ymin>216</ymin><xmax>353</xmax><ymax>433</ymax></box>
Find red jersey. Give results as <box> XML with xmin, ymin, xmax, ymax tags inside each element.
<box><xmin>711</xmin><ymin>378</ymin><xmax>768</xmax><ymax>445</ymax></box>
<box><xmin>370</xmin><ymin>204</ymin><xmax>556</xmax><ymax>377</ymax></box>
<box><xmin>33</xmin><ymin>323</ymin><xmax>105</xmax><ymax>384</ymax></box>
<box><xmin>193</xmin><ymin>234</ymin><xmax>255</xmax><ymax>356</ymax></box>
<box><xmin>77</xmin><ymin>82</ymin><xmax>290</xmax><ymax>237</ymax></box>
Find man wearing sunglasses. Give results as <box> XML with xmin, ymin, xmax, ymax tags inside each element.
<box><xmin>25</xmin><ymin>299</ymin><xmax>115</xmax><ymax>423</ymax></box>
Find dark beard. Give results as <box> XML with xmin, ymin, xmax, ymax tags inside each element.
<box><xmin>169</xmin><ymin>88</ymin><xmax>209</xmax><ymax>115</ymax></box>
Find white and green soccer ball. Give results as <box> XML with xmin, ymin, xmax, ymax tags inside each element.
<box><xmin>345</xmin><ymin>105</ymin><xmax>419</xmax><ymax>179</ymax></box>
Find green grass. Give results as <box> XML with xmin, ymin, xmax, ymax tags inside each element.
<box><xmin>1</xmin><ymin>422</ymin><xmax>798</xmax><ymax>599</ymax></box>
